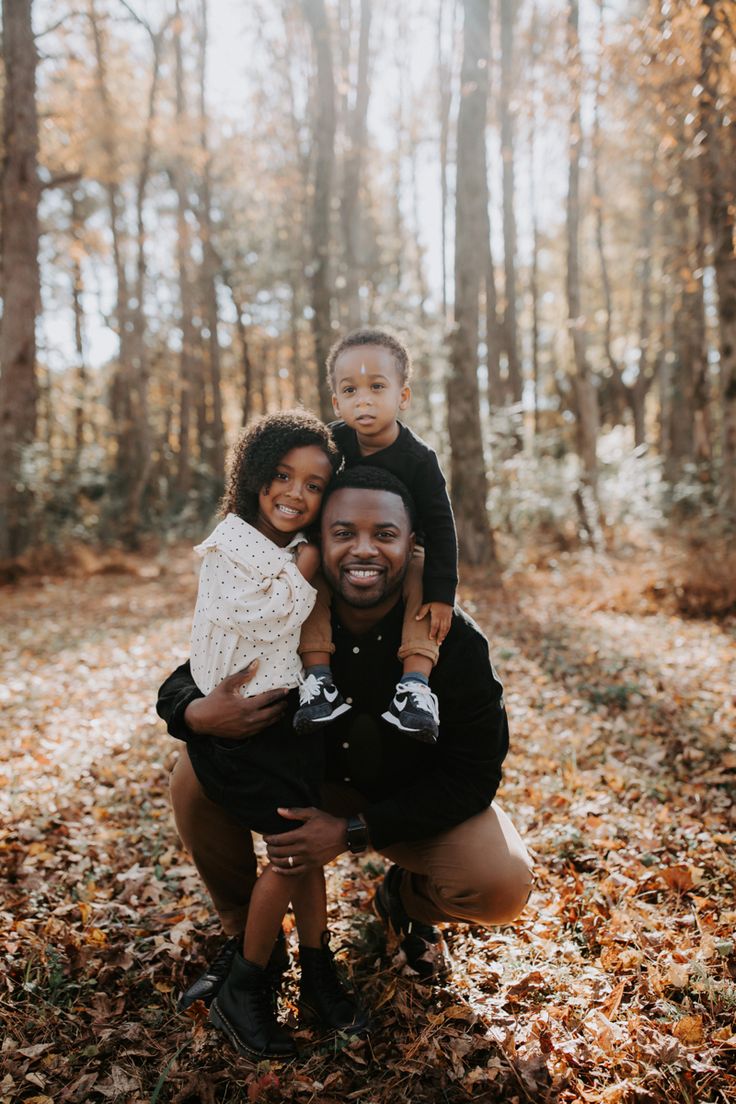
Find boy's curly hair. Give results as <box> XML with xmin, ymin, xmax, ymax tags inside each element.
<box><xmin>220</xmin><ymin>409</ymin><xmax>341</xmax><ymax>522</ymax></box>
<box><xmin>326</xmin><ymin>329</ymin><xmax>412</xmax><ymax>390</ymax></box>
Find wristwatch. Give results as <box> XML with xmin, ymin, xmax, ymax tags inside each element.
<box><xmin>346</xmin><ymin>814</ymin><xmax>369</xmax><ymax>855</ymax></box>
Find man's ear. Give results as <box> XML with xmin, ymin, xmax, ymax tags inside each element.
<box><xmin>408</xmin><ymin>531</ymin><xmax>416</xmax><ymax>555</ymax></box>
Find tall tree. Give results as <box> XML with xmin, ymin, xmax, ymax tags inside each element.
<box><xmin>196</xmin><ymin>0</ymin><xmax>225</xmax><ymax>480</ymax></box>
<box><xmin>340</xmin><ymin>0</ymin><xmax>372</xmax><ymax>330</ymax></box>
<box><xmin>303</xmin><ymin>0</ymin><xmax>337</xmax><ymax>421</ymax></box>
<box><xmin>448</xmin><ymin>0</ymin><xmax>498</xmax><ymax>567</ymax></box>
<box><xmin>700</xmin><ymin>0</ymin><xmax>736</xmax><ymax>517</ymax></box>
<box><xmin>499</xmin><ymin>0</ymin><xmax>521</xmax><ymax>405</ymax></box>
<box><xmin>0</xmin><ymin>0</ymin><xmax>40</xmax><ymax>559</ymax></box>
<box><xmin>172</xmin><ymin>0</ymin><xmax>201</xmax><ymax>493</ymax></box>
<box><xmin>565</xmin><ymin>0</ymin><xmax>601</xmax><ymax>525</ymax></box>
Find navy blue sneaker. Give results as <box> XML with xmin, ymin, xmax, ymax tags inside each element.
<box><xmin>294</xmin><ymin>672</ymin><xmax>351</xmax><ymax>733</ymax></box>
<box><xmin>381</xmin><ymin>681</ymin><xmax>440</xmax><ymax>743</ymax></box>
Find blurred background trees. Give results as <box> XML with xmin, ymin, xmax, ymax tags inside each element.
<box><xmin>0</xmin><ymin>0</ymin><xmax>734</xmax><ymax>562</ymax></box>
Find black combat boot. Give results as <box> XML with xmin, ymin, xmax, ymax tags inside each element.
<box><xmin>298</xmin><ymin>931</ymin><xmax>370</xmax><ymax>1035</ymax></box>
<box><xmin>208</xmin><ymin>951</ymin><xmax>297</xmax><ymax>1059</ymax></box>
<box><xmin>177</xmin><ymin>927</ymin><xmax>289</xmax><ymax>1012</ymax></box>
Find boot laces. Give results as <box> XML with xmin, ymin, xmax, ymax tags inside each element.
<box><xmin>206</xmin><ymin>936</ymin><xmax>239</xmax><ymax>979</ymax></box>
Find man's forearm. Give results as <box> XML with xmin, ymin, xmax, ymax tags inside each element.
<box><xmin>156</xmin><ymin>661</ymin><xmax>204</xmax><ymax>741</ymax></box>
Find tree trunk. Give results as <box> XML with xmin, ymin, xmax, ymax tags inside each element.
<box><xmin>222</xmin><ymin>271</ymin><xmax>254</xmax><ymax>427</ymax></box>
<box><xmin>499</xmin><ymin>0</ymin><xmax>521</xmax><ymax>405</ymax></box>
<box><xmin>0</xmin><ymin>0</ymin><xmax>40</xmax><ymax>559</ymax></box>
<box><xmin>448</xmin><ymin>0</ymin><xmax>498</xmax><ymax>569</ymax></box>
<box><xmin>630</xmin><ymin>175</ymin><xmax>656</xmax><ymax>447</ymax></box>
<box><xmin>173</xmin><ymin>0</ymin><xmax>200</xmax><ymax>494</ymax></box>
<box><xmin>197</xmin><ymin>0</ymin><xmax>225</xmax><ymax>481</ymax></box>
<box><xmin>124</xmin><ymin>4</ymin><xmax>168</xmax><ymax>540</ymax></box>
<box><xmin>303</xmin><ymin>0</ymin><xmax>337</xmax><ymax>422</ymax></box>
<box><xmin>566</xmin><ymin>0</ymin><xmax>601</xmax><ymax>521</ymax></box>
<box><xmin>664</xmin><ymin>178</ymin><xmax>706</xmax><ymax>483</ymax></box>
<box><xmin>528</xmin><ymin>3</ymin><xmax>540</xmax><ymax>441</ymax></box>
<box><xmin>69</xmin><ymin>191</ymin><xmax>87</xmax><ymax>457</ymax></box>
<box><xmin>437</xmin><ymin>0</ymin><xmax>453</xmax><ymax>323</ymax></box>
<box><xmin>340</xmin><ymin>0</ymin><xmax>371</xmax><ymax>330</ymax></box>
<box><xmin>700</xmin><ymin>0</ymin><xmax>736</xmax><ymax>517</ymax></box>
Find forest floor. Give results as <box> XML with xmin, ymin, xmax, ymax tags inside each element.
<box><xmin>1</xmin><ymin>543</ymin><xmax>735</xmax><ymax>1104</ymax></box>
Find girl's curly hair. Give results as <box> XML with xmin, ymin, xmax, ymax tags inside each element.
<box><xmin>220</xmin><ymin>409</ymin><xmax>341</xmax><ymax>522</ymax></box>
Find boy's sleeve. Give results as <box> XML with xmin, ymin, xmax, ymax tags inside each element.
<box><xmin>412</xmin><ymin>451</ymin><xmax>458</xmax><ymax>605</ymax></box>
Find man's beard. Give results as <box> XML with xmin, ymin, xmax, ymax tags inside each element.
<box><xmin>322</xmin><ymin>559</ymin><xmax>409</xmax><ymax>609</ymax></box>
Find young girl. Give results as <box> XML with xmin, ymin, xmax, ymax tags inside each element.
<box><xmin>187</xmin><ymin>410</ymin><xmax>366</xmax><ymax>1060</ymax></box>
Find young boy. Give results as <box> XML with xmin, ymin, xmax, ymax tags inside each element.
<box><xmin>294</xmin><ymin>329</ymin><xmax>458</xmax><ymax>743</ymax></box>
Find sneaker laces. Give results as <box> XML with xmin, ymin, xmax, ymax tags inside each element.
<box><xmin>395</xmin><ymin>681</ymin><xmax>439</xmax><ymax>721</ymax></box>
<box><xmin>297</xmin><ymin>672</ymin><xmax>323</xmax><ymax>705</ymax></box>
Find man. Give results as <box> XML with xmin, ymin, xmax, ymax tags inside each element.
<box><xmin>157</xmin><ymin>466</ymin><xmax>532</xmax><ymax>1025</ymax></box>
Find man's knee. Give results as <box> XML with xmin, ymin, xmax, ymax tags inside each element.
<box><xmin>441</xmin><ymin>855</ymin><xmax>533</xmax><ymax>927</ymax></box>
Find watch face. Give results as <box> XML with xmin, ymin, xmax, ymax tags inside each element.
<box><xmin>347</xmin><ymin>817</ymin><xmax>368</xmax><ymax>853</ymax></box>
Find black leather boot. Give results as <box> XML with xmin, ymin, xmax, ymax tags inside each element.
<box><xmin>298</xmin><ymin>931</ymin><xmax>370</xmax><ymax>1035</ymax></box>
<box><xmin>178</xmin><ymin>927</ymin><xmax>289</xmax><ymax>1013</ymax></box>
<box><xmin>209</xmin><ymin>952</ymin><xmax>297</xmax><ymax>1059</ymax></box>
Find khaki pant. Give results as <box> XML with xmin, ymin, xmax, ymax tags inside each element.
<box><xmin>298</xmin><ymin>548</ymin><xmax>440</xmax><ymax>665</ymax></box>
<box><xmin>170</xmin><ymin>749</ymin><xmax>533</xmax><ymax>936</ymax></box>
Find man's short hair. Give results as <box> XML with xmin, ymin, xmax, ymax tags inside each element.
<box><xmin>323</xmin><ymin>466</ymin><xmax>417</xmax><ymax>530</ymax></box>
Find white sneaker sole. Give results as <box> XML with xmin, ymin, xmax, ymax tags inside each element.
<box><xmin>380</xmin><ymin>709</ymin><xmax>438</xmax><ymax>743</ymax></box>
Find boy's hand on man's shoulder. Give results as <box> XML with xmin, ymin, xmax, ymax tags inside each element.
<box><xmin>417</xmin><ymin>601</ymin><xmax>454</xmax><ymax>645</ymax></box>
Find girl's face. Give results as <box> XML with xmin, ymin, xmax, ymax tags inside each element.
<box><xmin>257</xmin><ymin>445</ymin><xmax>333</xmax><ymax>545</ymax></box>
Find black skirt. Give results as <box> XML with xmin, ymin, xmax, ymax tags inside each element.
<box><xmin>187</xmin><ymin>712</ymin><xmax>324</xmax><ymax>836</ymax></box>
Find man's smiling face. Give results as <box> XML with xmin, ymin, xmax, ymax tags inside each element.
<box><xmin>320</xmin><ymin>487</ymin><xmax>414</xmax><ymax>610</ymax></box>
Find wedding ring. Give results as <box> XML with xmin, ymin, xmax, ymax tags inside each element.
<box><xmin>288</xmin><ymin>855</ymin><xmax>294</xmax><ymax>868</ymax></box>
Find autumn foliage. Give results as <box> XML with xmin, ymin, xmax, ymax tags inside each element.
<box><xmin>1</xmin><ymin>548</ymin><xmax>734</xmax><ymax>1102</ymax></box>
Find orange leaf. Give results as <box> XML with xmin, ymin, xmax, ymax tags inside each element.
<box><xmin>673</xmin><ymin>1015</ymin><xmax>704</xmax><ymax>1045</ymax></box>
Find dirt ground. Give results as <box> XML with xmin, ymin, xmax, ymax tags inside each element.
<box><xmin>1</xmin><ymin>545</ymin><xmax>735</xmax><ymax>1103</ymax></box>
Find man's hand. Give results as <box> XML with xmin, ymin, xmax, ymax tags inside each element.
<box><xmin>264</xmin><ymin>808</ymin><xmax>347</xmax><ymax>875</ymax></box>
<box><xmin>184</xmin><ymin>661</ymin><xmax>288</xmax><ymax>740</ymax></box>
<box><xmin>294</xmin><ymin>541</ymin><xmax>321</xmax><ymax>582</ymax></box>
<box><xmin>416</xmin><ymin>601</ymin><xmax>453</xmax><ymax>645</ymax></box>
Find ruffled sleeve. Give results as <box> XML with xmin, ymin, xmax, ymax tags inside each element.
<box><xmin>193</xmin><ymin>515</ymin><xmax>316</xmax><ymax>643</ymax></box>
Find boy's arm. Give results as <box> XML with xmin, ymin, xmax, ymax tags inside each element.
<box><xmin>412</xmin><ymin>451</ymin><xmax>459</xmax><ymax>606</ymax></box>
<box><xmin>293</xmin><ymin>541</ymin><xmax>321</xmax><ymax>582</ymax></box>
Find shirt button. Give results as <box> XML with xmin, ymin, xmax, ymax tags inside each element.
<box><xmin>344</xmin><ymin>776</ymin><xmax>351</xmax><ymax>783</ymax></box>
<box><xmin>377</xmin><ymin>635</ymin><xmax>382</xmax><ymax>641</ymax></box>
<box><xmin>342</xmin><ymin>741</ymin><xmax>349</xmax><ymax>749</ymax></box>
<box><xmin>352</xmin><ymin>646</ymin><xmax>360</xmax><ymax>654</ymax></box>
<box><xmin>346</xmin><ymin>696</ymin><xmax>353</xmax><ymax>704</ymax></box>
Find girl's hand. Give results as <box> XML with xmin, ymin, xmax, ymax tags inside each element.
<box><xmin>416</xmin><ymin>601</ymin><xmax>454</xmax><ymax>645</ymax></box>
<box><xmin>294</xmin><ymin>541</ymin><xmax>321</xmax><ymax>581</ymax></box>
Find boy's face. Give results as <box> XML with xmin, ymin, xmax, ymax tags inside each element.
<box><xmin>331</xmin><ymin>345</ymin><xmax>410</xmax><ymax>444</ymax></box>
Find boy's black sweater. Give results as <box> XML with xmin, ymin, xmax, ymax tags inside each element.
<box><xmin>156</xmin><ymin>601</ymin><xmax>509</xmax><ymax>849</ymax></box>
<box><xmin>330</xmin><ymin>420</ymin><xmax>458</xmax><ymax>606</ymax></box>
